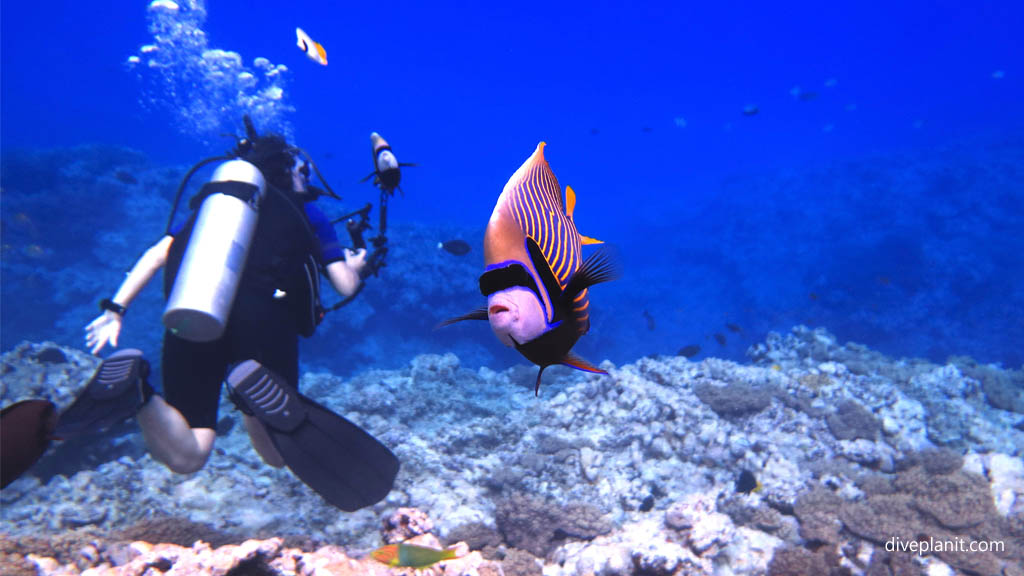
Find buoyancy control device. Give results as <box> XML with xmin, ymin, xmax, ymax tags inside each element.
<box><xmin>163</xmin><ymin>159</ymin><xmax>266</xmax><ymax>342</ymax></box>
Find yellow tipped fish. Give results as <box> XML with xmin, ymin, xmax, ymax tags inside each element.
<box><xmin>441</xmin><ymin>142</ymin><xmax>619</xmax><ymax>395</ymax></box>
<box><xmin>295</xmin><ymin>27</ymin><xmax>327</xmax><ymax>66</ymax></box>
<box><xmin>736</xmin><ymin>469</ymin><xmax>762</xmax><ymax>494</ymax></box>
<box><xmin>370</xmin><ymin>542</ymin><xmax>461</xmax><ymax>568</ymax></box>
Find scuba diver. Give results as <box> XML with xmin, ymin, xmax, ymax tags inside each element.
<box><xmin>1</xmin><ymin>118</ymin><xmax>399</xmax><ymax>511</ymax></box>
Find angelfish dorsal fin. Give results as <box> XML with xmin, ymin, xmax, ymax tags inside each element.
<box><xmin>566</xmin><ymin>185</ymin><xmax>604</xmax><ymax>244</ymax></box>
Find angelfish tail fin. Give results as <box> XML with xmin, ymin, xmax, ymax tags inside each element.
<box><xmin>561</xmin><ymin>353</ymin><xmax>607</xmax><ymax>375</ymax></box>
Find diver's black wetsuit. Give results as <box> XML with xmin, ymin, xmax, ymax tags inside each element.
<box><xmin>162</xmin><ymin>187</ymin><xmax>335</xmax><ymax>429</ymax></box>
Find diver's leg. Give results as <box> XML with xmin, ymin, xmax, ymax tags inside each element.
<box><xmin>137</xmin><ymin>397</ymin><xmax>215</xmax><ymax>473</ymax></box>
<box><xmin>228</xmin><ymin>297</ymin><xmax>297</xmax><ymax>468</ymax></box>
<box><xmin>156</xmin><ymin>331</ymin><xmax>224</xmax><ymax>474</ymax></box>
<box><xmin>243</xmin><ymin>414</ymin><xmax>285</xmax><ymax>467</ymax></box>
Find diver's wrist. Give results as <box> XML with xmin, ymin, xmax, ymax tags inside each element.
<box><xmin>100</xmin><ymin>298</ymin><xmax>127</xmax><ymax>317</ymax></box>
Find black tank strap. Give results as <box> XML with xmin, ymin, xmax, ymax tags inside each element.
<box><xmin>188</xmin><ymin>181</ymin><xmax>261</xmax><ymax>210</ymax></box>
<box><xmin>164</xmin><ymin>155</ymin><xmax>234</xmax><ymax>236</ymax></box>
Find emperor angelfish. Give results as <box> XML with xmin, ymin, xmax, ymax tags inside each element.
<box><xmin>443</xmin><ymin>142</ymin><xmax>618</xmax><ymax>395</ymax></box>
<box><xmin>361</xmin><ymin>132</ymin><xmax>416</xmax><ymax>196</ymax></box>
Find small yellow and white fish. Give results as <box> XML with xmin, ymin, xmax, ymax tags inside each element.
<box><xmin>295</xmin><ymin>27</ymin><xmax>327</xmax><ymax>66</ymax></box>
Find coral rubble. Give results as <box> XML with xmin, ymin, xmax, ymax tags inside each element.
<box><xmin>2</xmin><ymin>326</ymin><xmax>1022</xmax><ymax>575</ymax></box>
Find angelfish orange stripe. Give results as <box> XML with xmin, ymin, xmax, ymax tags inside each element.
<box><xmin>505</xmin><ymin>144</ymin><xmax>589</xmax><ymax>330</ymax></box>
<box><xmin>507</xmin><ymin>153</ymin><xmax>582</xmax><ymax>289</ymax></box>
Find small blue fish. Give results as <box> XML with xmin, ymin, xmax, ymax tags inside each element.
<box><xmin>439</xmin><ymin>239</ymin><xmax>471</xmax><ymax>256</ymax></box>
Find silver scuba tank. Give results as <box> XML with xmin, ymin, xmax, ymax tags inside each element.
<box><xmin>163</xmin><ymin>159</ymin><xmax>266</xmax><ymax>342</ymax></box>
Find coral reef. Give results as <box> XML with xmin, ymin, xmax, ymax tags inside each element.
<box><xmin>19</xmin><ymin>537</ymin><xmax>499</xmax><ymax>576</ymax></box>
<box><xmin>693</xmin><ymin>379</ymin><xmax>774</xmax><ymax>419</ymax></box>
<box><xmin>827</xmin><ymin>399</ymin><xmax>881</xmax><ymax>441</ymax></box>
<box><xmin>380</xmin><ymin>507</ymin><xmax>433</xmax><ymax>544</ymax></box>
<box><xmin>2</xmin><ymin>326</ymin><xmax>1022</xmax><ymax>575</ymax></box>
<box><xmin>8</xmin><ymin>509</ymin><xmax>497</xmax><ymax>576</ymax></box>
<box><xmin>495</xmin><ymin>493</ymin><xmax>612</xmax><ymax>557</ymax></box>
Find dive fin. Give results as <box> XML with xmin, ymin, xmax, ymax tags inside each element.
<box><xmin>1</xmin><ymin>399</ymin><xmax>57</xmax><ymax>488</ymax></box>
<box><xmin>53</xmin><ymin>349</ymin><xmax>151</xmax><ymax>438</ymax></box>
<box><xmin>436</xmin><ymin>307</ymin><xmax>489</xmax><ymax>328</ymax></box>
<box><xmin>228</xmin><ymin>360</ymin><xmax>399</xmax><ymax>511</ymax></box>
<box><xmin>561</xmin><ymin>248</ymin><xmax>620</xmax><ymax>305</ymax></box>
<box><xmin>561</xmin><ymin>353</ymin><xmax>607</xmax><ymax>375</ymax></box>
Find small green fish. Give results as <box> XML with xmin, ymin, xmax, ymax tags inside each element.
<box><xmin>371</xmin><ymin>542</ymin><xmax>460</xmax><ymax>568</ymax></box>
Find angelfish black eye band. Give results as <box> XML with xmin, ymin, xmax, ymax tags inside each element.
<box><xmin>479</xmin><ymin>264</ymin><xmax>541</xmax><ymax>300</ymax></box>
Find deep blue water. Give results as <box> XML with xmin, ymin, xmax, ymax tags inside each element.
<box><xmin>2</xmin><ymin>0</ymin><xmax>1023</xmax><ymax>373</ymax></box>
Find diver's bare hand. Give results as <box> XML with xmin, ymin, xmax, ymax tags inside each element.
<box><xmin>85</xmin><ymin>311</ymin><xmax>123</xmax><ymax>355</ymax></box>
<box><xmin>344</xmin><ymin>247</ymin><xmax>368</xmax><ymax>276</ymax></box>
